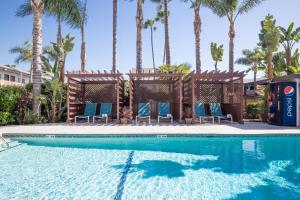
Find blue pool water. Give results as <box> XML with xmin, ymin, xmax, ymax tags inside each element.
<box><xmin>1</xmin><ymin>136</ymin><xmax>300</xmax><ymax>200</ymax></box>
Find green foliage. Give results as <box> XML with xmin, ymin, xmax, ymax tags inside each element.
<box><xmin>158</xmin><ymin>63</ymin><xmax>192</xmax><ymax>74</ymax></box>
<box><xmin>261</xmin><ymin>85</ymin><xmax>269</xmax><ymax>114</ymax></box>
<box><xmin>210</xmin><ymin>42</ymin><xmax>224</xmax><ymax>70</ymax></box>
<box><xmin>258</xmin><ymin>14</ymin><xmax>281</xmax><ymax>52</ymax></box>
<box><xmin>0</xmin><ymin>87</ymin><xmax>23</xmax><ymax>125</ymax></box>
<box><xmin>245</xmin><ymin>103</ymin><xmax>261</xmax><ymax>119</ymax></box>
<box><xmin>236</xmin><ymin>48</ymin><xmax>266</xmax><ymax>72</ymax></box>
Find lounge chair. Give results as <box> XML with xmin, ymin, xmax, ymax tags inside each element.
<box><xmin>209</xmin><ymin>103</ymin><xmax>233</xmax><ymax>124</ymax></box>
<box><xmin>93</xmin><ymin>103</ymin><xmax>112</xmax><ymax>124</ymax></box>
<box><xmin>194</xmin><ymin>103</ymin><xmax>214</xmax><ymax>124</ymax></box>
<box><xmin>136</xmin><ymin>103</ymin><xmax>151</xmax><ymax>124</ymax></box>
<box><xmin>157</xmin><ymin>102</ymin><xmax>173</xmax><ymax>124</ymax></box>
<box><xmin>75</xmin><ymin>102</ymin><xmax>97</xmax><ymax>123</ymax></box>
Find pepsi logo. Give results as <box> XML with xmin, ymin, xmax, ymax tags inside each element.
<box><xmin>284</xmin><ymin>86</ymin><xmax>295</xmax><ymax>96</ymax></box>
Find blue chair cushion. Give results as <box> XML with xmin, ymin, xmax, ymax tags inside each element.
<box><xmin>100</xmin><ymin>103</ymin><xmax>112</xmax><ymax>116</ymax></box>
<box><xmin>84</xmin><ymin>103</ymin><xmax>97</xmax><ymax>116</ymax></box>
<box><xmin>195</xmin><ymin>103</ymin><xmax>206</xmax><ymax>117</ymax></box>
<box><xmin>158</xmin><ymin>102</ymin><xmax>171</xmax><ymax>117</ymax></box>
<box><xmin>138</xmin><ymin>103</ymin><xmax>150</xmax><ymax>117</ymax></box>
<box><xmin>210</xmin><ymin>103</ymin><xmax>223</xmax><ymax>116</ymax></box>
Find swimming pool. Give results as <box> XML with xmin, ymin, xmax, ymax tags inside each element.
<box><xmin>1</xmin><ymin>135</ymin><xmax>300</xmax><ymax>199</ymax></box>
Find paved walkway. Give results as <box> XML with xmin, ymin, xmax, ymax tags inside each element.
<box><xmin>1</xmin><ymin>122</ymin><xmax>299</xmax><ymax>136</ymax></box>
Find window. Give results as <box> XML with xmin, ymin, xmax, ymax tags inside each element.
<box><xmin>4</xmin><ymin>74</ymin><xmax>9</xmax><ymax>81</ymax></box>
<box><xmin>10</xmin><ymin>76</ymin><xmax>16</xmax><ymax>82</ymax></box>
<box><xmin>22</xmin><ymin>79</ymin><xmax>25</xmax><ymax>84</ymax></box>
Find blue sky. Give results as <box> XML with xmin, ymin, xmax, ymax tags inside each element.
<box><xmin>1</xmin><ymin>0</ymin><xmax>300</xmax><ymax>78</ymax></box>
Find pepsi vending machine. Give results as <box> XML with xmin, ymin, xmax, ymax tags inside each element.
<box><xmin>269</xmin><ymin>82</ymin><xmax>297</xmax><ymax>126</ymax></box>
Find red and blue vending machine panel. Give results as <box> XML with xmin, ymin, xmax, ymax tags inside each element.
<box><xmin>282</xmin><ymin>82</ymin><xmax>297</xmax><ymax>126</ymax></box>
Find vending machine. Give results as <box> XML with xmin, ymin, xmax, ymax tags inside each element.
<box><xmin>269</xmin><ymin>82</ymin><xmax>297</xmax><ymax>126</ymax></box>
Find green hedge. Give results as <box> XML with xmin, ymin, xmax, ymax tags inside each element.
<box><xmin>0</xmin><ymin>86</ymin><xmax>22</xmax><ymax>125</ymax></box>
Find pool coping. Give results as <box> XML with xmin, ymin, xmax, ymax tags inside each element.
<box><xmin>1</xmin><ymin>122</ymin><xmax>300</xmax><ymax>137</ymax></box>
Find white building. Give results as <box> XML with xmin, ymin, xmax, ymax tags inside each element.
<box><xmin>0</xmin><ymin>64</ymin><xmax>30</xmax><ymax>87</ymax></box>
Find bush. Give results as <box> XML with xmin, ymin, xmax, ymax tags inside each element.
<box><xmin>0</xmin><ymin>86</ymin><xmax>22</xmax><ymax>125</ymax></box>
<box><xmin>245</xmin><ymin>103</ymin><xmax>261</xmax><ymax>119</ymax></box>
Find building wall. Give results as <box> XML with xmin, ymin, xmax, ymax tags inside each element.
<box><xmin>0</xmin><ymin>65</ymin><xmax>30</xmax><ymax>87</ymax></box>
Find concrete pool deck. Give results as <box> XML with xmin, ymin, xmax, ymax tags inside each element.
<box><xmin>1</xmin><ymin>122</ymin><xmax>300</xmax><ymax>136</ymax></box>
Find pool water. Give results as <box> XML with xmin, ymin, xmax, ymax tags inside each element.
<box><xmin>1</xmin><ymin>136</ymin><xmax>300</xmax><ymax>200</ymax></box>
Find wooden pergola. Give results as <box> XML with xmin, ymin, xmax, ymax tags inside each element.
<box><xmin>183</xmin><ymin>70</ymin><xmax>245</xmax><ymax>123</ymax></box>
<box><xmin>66</xmin><ymin>70</ymin><xmax>124</xmax><ymax>122</ymax></box>
<box><xmin>128</xmin><ymin>70</ymin><xmax>184</xmax><ymax>121</ymax></box>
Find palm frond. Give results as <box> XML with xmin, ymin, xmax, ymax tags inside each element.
<box><xmin>16</xmin><ymin>0</ymin><xmax>32</xmax><ymax>17</ymax></box>
<box><xmin>236</xmin><ymin>0</ymin><xmax>265</xmax><ymax>18</ymax></box>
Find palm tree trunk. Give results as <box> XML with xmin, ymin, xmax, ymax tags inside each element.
<box><xmin>81</xmin><ymin>0</ymin><xmax>88</xmax><ymax>72</ymax></box>
<box><xmin>229</xmin><ymin>18</ymin><xmax>235</xmax><ymax>72</ymax></box>
<box><xmin>214</xmin><ymin>61</ymin><xmax>218</xmax><ymax>72</ymax></box>
<box><xmin>57</xmin><ymin>15</ymin><xmax>64</xmax><ymax>83</ymax></box>
<box><xmin>30</xmin><ymin>63</ymin><xmax>33</xmax><ymax>83</ymax></box>
<box><xmin>136</xmin><ymin>0</ymin><xmax>143</xmax><ymax>72</ymax></box>
<box><xmin>286</xmin><ymin>45</ymin><xmax>292</xmax><ymax>74</ymax></box>
<box><xmin>80</xmin><ymin>25</ymin><xmax>86</xmax><ymax>72</ymax></box>
<box><xmin>267</xmin><ymin>50</ymin><xmax>274</xmax><ymax>79</ymax></box>
<box><xmin>164</xmin><ymin>0</ymin><xmax>171</xmax><ymax>66</ymax></box>
<box><xmin>194</xmin><ymin>3</ymin><xmax>201</xmax><ymax>72</ymax></box>
<box><xmin>31</xmin><ymin>0</ymin><xmax>43</xmax><ymax>115</ymax></box>
<box><xmin>112</xmin><ymin>0</ymin><xmax>117</xmax><ymax>73</ymax></box>
<box><xmin>150</xmin><ymin>25</ymin><xmax>156</xmax><ymax>69</ymax></box>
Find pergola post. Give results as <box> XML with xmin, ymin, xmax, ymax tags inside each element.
<box><xmin>191</xmin><ymin>76</ymin><xmax>195</xmax><ymax>118</ymax></box>
<box><xmin>67</xmin><ymin>77</ymin><xmax>70</xmax><ymax>123</ymax></box>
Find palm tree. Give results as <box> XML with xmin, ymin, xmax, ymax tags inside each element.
<box><xmin>151</xmin><ymin>0</ymin><xmax>171</xmax><ymax>66</ymax></box>
<box><xmin>258</xmin><ymin>14</ymin><xmax>281</xmax><ymax>79</ymax></box>
<box><xmin>112</xmin><ymin>0</ymin><xmax>118</xmax><ymax>72</ymax></box>
<box><xmin>210</xmin><ymin>42</ymin><xmax>224</xmax><ymax>71</ymax></box>
<box><xmin>43</xmin><ymin>34</ymin><xmax>75</xmax><ymax>80</ymax></box>
<box><xmin>144</xmin><ymin>19</ymin><xmax>157</xmax><ymax>69</ymax></box>
<box><xmin>278</xmin><ymin>22</ymin><xmax>300</xmax><ymax>69</ymax></box>
<box><xmin>236</xmin><ymin>48</ymin><xmax>265</xmax><ymax>98</ymax></box>
<box><xmin>182</xmin><ymin>0</ymin><xmax>213</xmax><ymax>72</ymax></box>
<box><xmin>209</xmin><ymin>0</ymin><xmax>265</xmax><ymax>72</ymax></box>
<box><xmin>30</xmin><ymin>0</ymin><xmax>44</xmax><ymax>115</ymax></box>
<box><xmin>17</xmin><ymin>0</ymin><xmax>83</xmax><ymax>82</ymax></box>
<box><xmin>9</xmin><ymin>41</ymin><xmax>33</xmax><ymax>82</ymax></box>
<box><xmin>136</xmin><ymin>0</ymin><xmax>144</xmax><ymax>72</ymax></box>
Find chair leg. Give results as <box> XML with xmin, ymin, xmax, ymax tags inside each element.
<box><xmin>218</xmin><ymin>117</ymin><xmax>221</xmax><ymax>124</ymax></box>
<box><xmin>75</xmin><ymin>117</ymin><xmax>77</xmax><ymax>124</ymax></box>
<box><xmin>106</xmin><ymin>117</ymin><xmax>108</xmax><ymax>124</ymax></box>
<box><xmin>199</xmin><ymin>117</ymin><xmax>202</xmax><ymax>124</ymax></box>
<box><xmin>171</xmin><ymin>117</ymin><xmax>173</xmax><ymax>124</ymax></box>
<box><xmin>158</xmin><ymin>116</ymin><xmax>160</xmax><ymax>124</ymax></box>
<box><xmin>149</xmin><ymin>116</ymin><xmax>151</xmax><ymax>124</ymax></box>
<box><xmin>136</xmin><ymin>116</ymin><xmax>138</xmax><ymax>124</ymax></box>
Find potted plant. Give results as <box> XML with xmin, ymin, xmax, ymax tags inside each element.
<box><xmin>184</xmin><ymin>106</ymin><xmax>193</xmax><ymax>124</ymax></box>
<box><xmin>120</xmin><ymin>106</ymin><xmax>132</xmax><ymax>124</ymax></box>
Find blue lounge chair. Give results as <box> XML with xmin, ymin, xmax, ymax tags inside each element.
<box><xmin>136</xmin><ymin>103</ymin><xmax>151</xmax><ymax>124</ymax></box>
<box><xmin>75</xmin><ymin>102</ymin><xmax>97</xmax><ymax>123</ymax></box>
<box><xmin>209</xmin><ymin>103</ymin><xmax>232</xmax><ymax>124</ymax></box>
<box><xmin>93</xmin><ymin>103</ymin><xmax>112</xmax><ymax>124</ymax></box>
<box><xmin>158</xmin><ymin>102</ymin><xmax>173</xmax><ymax>124</ymax></box>
<box><xmin>194</xmin><ymin>103</ymin><xmax>214</xmax><ymax>124</ymax></box>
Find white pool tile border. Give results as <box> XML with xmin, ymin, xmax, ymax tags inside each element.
<box><xmin>1</xmin><ymin>122</ymin><xmax>300</xmax><ymax>136</ymax></box>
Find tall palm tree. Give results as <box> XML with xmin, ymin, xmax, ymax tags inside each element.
<box><xmin>80</xmin><ymin>0</ymin><xmax>88</xmax><ymax>72</ymax></box>
<box><xmin>151</xmin><ymin>0</ymin><xmax>171</xmax><ymax>66</ymax></box>
<box><xmin>258</xmin><ymin>14</ymin><xmax>281</xmax><ymax>79</ymax></box>
<box><xmin>17</xmin><ymin>0</ymin><xmax>83</xmax><ymax>82</ymax></box>
<box><xmin>30</xmin><ymin>0</ymin><xmax>44</xmax><ymax>115</ymax></box>
<box><xmin>236</xmin><ymin>48</ymin><xmax>265</xmax><ymax>98</ymax></box>
<box><xmin>144</xmin><ymin>19</ymin><xmax>157</xmax><ymax>69</ymax></box>
<box><xmin>136</xmin><ymin>0</ymin><xmax>144</xmax><ymax>72</ymax></box>
<box><xmin>209</xmin><ymin>0</ymin><xmax>265</xmax><ymax>72</ymax></box>
<box><xmin>112</xmin><ymin>0</ymin><xmax>118</xmax><ymax>72</ymax></box>
<box><xmin>182</xmin><ymin>0</ymin><xmax>214</xmax><ymax>72</ymax></box>
<box><xmin>278</xmin><ymin>22</ymin><xmax>300</xmax><ymax>68</ymax></box>
<box><xmin>9</xmin><ymin>41</ymin><xmax>33</xmax><ymax>82</ymax></box>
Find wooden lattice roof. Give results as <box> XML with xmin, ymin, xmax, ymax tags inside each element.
<box><xmin>66</xmin><ymin>70</ymin><xmax>123</xmax><ymax>83</ymax></box>
<box><xmin>185</xmin><ymin>70</ymin><xmax>245</xmax><ymax>82</ymax></box>
<box><xmin>128</xmin><ymin>70</ymin><xmax>184</xmax><ymax>81</ymax></box>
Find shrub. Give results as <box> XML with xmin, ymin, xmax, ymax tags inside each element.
<box><xmin>0</xmin><ymin>86</ymin><xmax>22</xmax><ymax>125</ymax></box>
<box><xmin>245</xmin><ymin>103</ymin><xmax>261</xmax><ymax>119</ymax></box>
